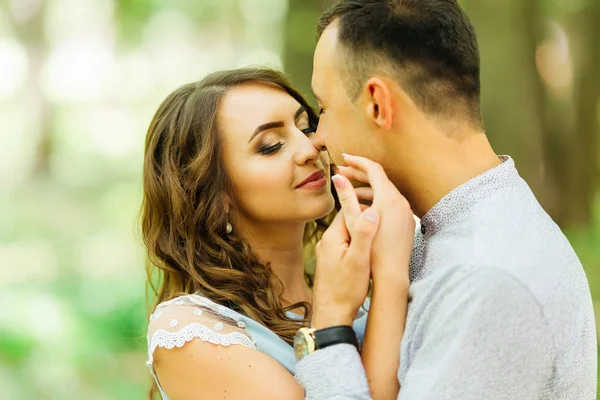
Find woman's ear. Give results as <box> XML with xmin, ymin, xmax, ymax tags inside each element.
<box><xmin>222</xmin><ymin>193</ymin><xmax>232</xmax><ymax>215</ymax></box>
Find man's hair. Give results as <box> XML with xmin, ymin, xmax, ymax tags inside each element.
<box><xmin>317</xmin><ymin>0</ymin><xmax>483</xmax><ymax>126</ymax></box>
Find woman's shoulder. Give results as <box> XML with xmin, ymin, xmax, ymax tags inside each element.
<box><xmin>146</xmin><ymin>294</ymin><xmax>305</xmax><ymax>400</ymax></box>
<box><xmin>151</xmin><ymin>293</ymin><xmax>246</xmax><ymax>321</ymax></box>
<box><xmin>146</xmin><ymin>294</ymin><xmax>256</xmax><ymax>372</ymax></box>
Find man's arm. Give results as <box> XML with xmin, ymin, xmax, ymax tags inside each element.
<box><xmin>295</xmin><ymin>344</ymin><xmax>373</xmax><ymax>400</ymax></box>
<box><xmin>399</xmin><ymin>267</ymin><xmax>554</xmax><ymax>400</ymax></box>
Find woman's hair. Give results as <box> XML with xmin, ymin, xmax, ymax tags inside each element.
<box><xmin>141</xmin><ymin>68</ymin><xmax>337</xmax><ymax>353</ymax></box>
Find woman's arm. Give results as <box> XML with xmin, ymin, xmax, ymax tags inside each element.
<box><xmin>361</xmin><ymin>279</ymin><xmax>409</xmax><ymax>400</ymax></box>
<box><xmin>154</xmin><ymin>339</ymin><xmax>305</xmax><ymax>400</ymax></box>
<box><xmin>299</xmin><ymin>156</ymin><xmax>414</xmax><ymax>400</ymax></box>
<box><xmin>336</xmin><ymin>156</ymin><xmax>414</xmax><ymax>400</ymax></box>
<box><xmin>147</xmin><ymin>298</ymin><xmax>305</xmax><ymax>400</ymax></box>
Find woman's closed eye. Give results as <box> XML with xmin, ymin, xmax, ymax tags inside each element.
<box><xmin>258</xmin><ymin>141</ymin><xmax>283</xmax><ymax>156</ymax></box>
<box><xmin>298</xmin><ymin>117</ymin><xmax>318</xmax><ymax>136</ymax></box>
<box><xmin>300</xmin><ymin>126</ymin><xmax>316</xmax><ymax>135</ymax></box>
<box><xmin>256</xmin><ymin>115</ymin><xmax>317</xmax><ymax>156</ymax></box>
<box><xmin>296</xmin><ymin>109</ymin><xmax>318</xmax><ymax>135</ymax></box>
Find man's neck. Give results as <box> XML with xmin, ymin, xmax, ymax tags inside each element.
<box><xmin>384</xmin><ymin>131</ymin><xmax>500</xmax><ymax>218</ymax></box>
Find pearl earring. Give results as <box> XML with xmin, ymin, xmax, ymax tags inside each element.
<box><xmin>226</xmin><ymin>222</ymin><xmax>233</xmax><ymax>235</ymax></box>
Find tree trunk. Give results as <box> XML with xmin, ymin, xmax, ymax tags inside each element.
<box><xmin>563</xmin><ymin>1</ymin><xmax>600</xmax><ymax>228</ymax></box>
<box><xmin>526</xmin><ymin>0</ymin><xmax>572</xmax><ymax>225</ymax></box>
<box><xmin>466</xmin><ymin>0</ymin><xmax>548</xmax><ymax>204</ymax></box>
<box><xmin>13</xmin><ymin>0</ymin><xmax>53</xmax><ymax>175</ymax></box>
<box><xmin>283</xmin><ymin>0</ymin><xmax>337</xmax><ymax>104</ymax></box>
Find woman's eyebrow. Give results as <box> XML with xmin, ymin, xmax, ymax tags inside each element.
<box><xmin>247</xmin><ymin>106</ymin><xmax>306</xmax><ymax>144</ymax></box>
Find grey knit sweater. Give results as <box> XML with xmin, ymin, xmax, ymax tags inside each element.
<box><xmin>296</xmin><ymin>157</ymin><xmax>597</xmax><ymax>400</ymax></box>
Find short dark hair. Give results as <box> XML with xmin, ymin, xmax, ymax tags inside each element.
<box><xmin>317</xmin><ymin>0</ymin><xmax>482</xmax><ymax>126</ymax></box>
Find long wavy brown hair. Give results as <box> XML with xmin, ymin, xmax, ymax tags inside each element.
<box><xmin>141</xmin><ymin>68</ymin><xmax>337</xmax><ymax>364</ymax></box>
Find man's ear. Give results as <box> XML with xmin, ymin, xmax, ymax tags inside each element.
<box><xmin>363</xmin><ymin>77</ymin><xmax>393</xmax><ymax>130</ymax></box>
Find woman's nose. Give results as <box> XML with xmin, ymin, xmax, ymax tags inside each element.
<box><xmin>294</xmin><ymin>134</ymin><xmax>321</xmax><ymax>165</ymax></box>
<box><xmin>310</xmin><ymin>125</ymin><xmax>327</xmax><ymax>152</ymax></box>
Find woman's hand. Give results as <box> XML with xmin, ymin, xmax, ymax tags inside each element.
<box><xmin>333</xmin><ymin>154</ymin><xmax>415</xmax><ymax>400</ymax></box>
<box><xmin>336</xmin><ymin>154</ymin><xmax>415</xmax><ymax>285</ymax></box>
<box><xmin>311</xmin><ymin>208</ymin><xmax>380</xmax><ymax>330</ymax></box>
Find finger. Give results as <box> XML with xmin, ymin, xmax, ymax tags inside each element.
<box><xmin>354</xmin><ymin>186</ymin><xmax>374</xmax><ymax>202</ymax></box>
<box><xmin>342</xmin><ymin>154</ymin><xmax>395</xmax><ymax>197</ymax></box>
<box><xmin>332</xmin><ymin>174</ymin><xmax>362</xmax><ymax>235</ymax></box>
<box><xmin>322</xmin><ymin>209</ymin><xmax>349</xmax><ymax>245</ymax></box>
<box><xmin>337</xmin><ymin>165</ymin><xmax>368</xmax><ymax>183</ymax></box>
<box><xmin>346</xmin><ymin>208</ymin><xmax>380</xmax><ymax>268</ymax></box>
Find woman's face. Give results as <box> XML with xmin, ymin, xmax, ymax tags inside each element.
<box><xmin>219</xmin><ymin>82</ymin><xmax>334</xmax><ymax>226</ymax></box>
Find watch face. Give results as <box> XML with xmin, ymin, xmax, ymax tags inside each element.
<box><xmin>293</xmin><ymin>330</ymin><xmax>309</xmax><ymax>360</ymax></box>
<box><xmin>293</xmin><ymin>328</ymin><xmax>315</xmax><ymax>360</ymax></box>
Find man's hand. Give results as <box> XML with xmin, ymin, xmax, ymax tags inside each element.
<box><xmin>311</xmin><ymin>208</ymin><xmax>380</xmax><ymax>330</ymax></box>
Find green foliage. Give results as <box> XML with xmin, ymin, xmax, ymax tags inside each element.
<box><xmin>0</xmin><ymin>333</ymin><xmax>36</xmax><ymax>365</ymax></box>
<box><xmin>115</xmin><ymin>0</ymin><xmax>236</xmax><ymax>45</ymax></box>
<box><xmin>1</xmin><ymin>0</ymin><xmax>598</xmax><ymax>398</ymax></box>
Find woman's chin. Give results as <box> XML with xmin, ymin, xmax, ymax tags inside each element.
<box><xmin>307</xmin><ymin>194</ymin><xmax>336</xmax><ymax>221</ymax></box>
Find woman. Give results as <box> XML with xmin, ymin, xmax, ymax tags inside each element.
<box><xmin>142</xmin><ymin>68</ymin><xmax>405</xmax><ymax>399</ymax></box>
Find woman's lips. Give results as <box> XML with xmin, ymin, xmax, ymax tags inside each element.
<box><xmin>297</xmin><ymin>170</ymin><xmax>327</xmax><ymax>189</ymax></box>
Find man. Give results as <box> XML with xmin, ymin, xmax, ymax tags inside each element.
<box><xmin>294</xmin><ymin>1</ymin><xmax>597</xmax><ymax>399</ymax></box>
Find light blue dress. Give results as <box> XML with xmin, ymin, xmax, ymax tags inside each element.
<box><xmin>146</xmin><ymin>294</ymin><xmax>369</xmax><ymax>399</ymax></box>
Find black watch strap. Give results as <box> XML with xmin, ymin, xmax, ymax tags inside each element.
<box><xmin>314</xmin><ymin>326</ymin><xmax>359</xmax><ymax>351</ymax></box>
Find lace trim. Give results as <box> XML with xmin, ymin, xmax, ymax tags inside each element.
<box><xmin>146</xmin><ymin>323</ymin><xmax>256</xmax><ymax>368</ymax></box>
<box><xmin>186</xmin><ymin>294</ymin><xmax>230</xmax><ymax>314</ymax></box>
<box><xmin>154</xmin><ymin>294</ymin><xmax>231</xmax><ymax>318</ymax></box>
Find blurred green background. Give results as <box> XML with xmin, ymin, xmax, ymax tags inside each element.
<box><xmin>1</xmin><ymin>0</ymin><xmax>599</xmax><ymax>398</ymax></box>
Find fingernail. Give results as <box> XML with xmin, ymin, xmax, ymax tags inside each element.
<box><xmin>331</xmin><ymin>174</ymin><xmax>344</xmax><ymax>189</ymax></box>
<box><xmin>342</xmin><ymin>153</ymin><xmax>351</xmax><ymax>158</ymax></box>
<box><xmin>364</xmin><ymin>208</ymin><xmax>379</xmax><ymax>223</ymax></box>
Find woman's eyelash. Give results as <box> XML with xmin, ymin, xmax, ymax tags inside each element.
<box><xmin>257</xmin><ymin>118</ymin><xmax>316</xmax><ymax>155</ymax></box>
<box><xmin>258</xmin><ymin>142</ymin><xmax>283</xmax><ymax>155</ymax></box>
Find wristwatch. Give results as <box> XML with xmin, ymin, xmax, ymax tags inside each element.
<box><xmin>293</xmin><ymin>325</ymin><xmax>359</xmax><ymax>361</ymax></box>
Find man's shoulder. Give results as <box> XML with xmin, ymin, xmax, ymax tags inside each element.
<box><xmin>426</xmin><ymin>194</ymin><xmax>585</xmax><ymax>306</ymax></box>
<box><xmin>412</xmin><ymin>263</ymin><xmax>536</xmax><ymax>302</ymax></box>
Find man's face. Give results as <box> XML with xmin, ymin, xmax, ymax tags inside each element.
<box><xmin>311</xmin><ymin>22</ymin><xmax>372</xmax><ymax>167</ymax></box>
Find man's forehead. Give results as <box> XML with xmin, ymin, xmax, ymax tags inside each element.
<box><xmin>315</xmin><ymin>22</ymin><xmax>339</xmax><ymax>64</ymax></box>
<box><xmin>313</xmin><ymin>22</ymin><xmax>340</xmax><ymax>92</ymax></box>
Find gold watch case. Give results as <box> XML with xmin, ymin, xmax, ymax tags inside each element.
<box><xmin>293</xmin><ymin>327</ymin><xmax>316</xmax><ymax>360</ymax></box>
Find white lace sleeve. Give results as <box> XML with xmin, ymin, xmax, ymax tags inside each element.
<box><xmin>146</xmin><ymin>295</ymin><xmax>255</xmax><ymax>375</ymax></box>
